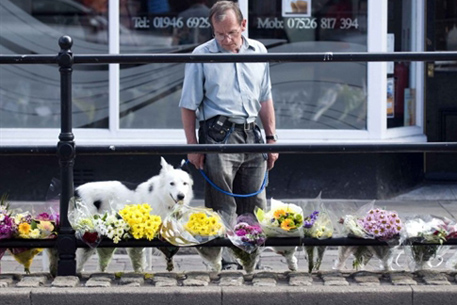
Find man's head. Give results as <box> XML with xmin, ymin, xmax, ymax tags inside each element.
<box><xmin>209</xmin><ymin>1</ymin><xmax>246</xmax><ymax>53</ymax></box>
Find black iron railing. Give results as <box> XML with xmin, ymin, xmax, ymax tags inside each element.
<box><xmin>2</xmin><ymin>36</ymin><xmax>457</xmax><ymax>276</ymax></box>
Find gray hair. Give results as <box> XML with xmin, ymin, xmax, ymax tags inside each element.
<box><xmin>209</xmin><ymin>1</ymin><xmax>243</xmax><ymax>28</ymax></box>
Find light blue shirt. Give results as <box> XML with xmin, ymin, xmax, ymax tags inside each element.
<box><xmin>179</xmin><ymin>36</ymin><xmax>272</xmax><ymax>124</ymax></box>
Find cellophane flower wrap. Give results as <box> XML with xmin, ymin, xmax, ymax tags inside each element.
<box><xmin>301</xmin><ymin>197</ymin><xmax>334</xmax><ymax>273</ymax></box>
<box><xmin>0</xmin><ymin>195</ymin><xmax>15</xmax><ymax>272</ymax></box>
<box><xmin>118</xmin><ymin>203</ymin><xmax>162</xmax><ymax>241</ymax></box>
<box><xmin>69</xmin><ymin>197</ymin><xmax>105</xmax><ymax>248</ymax></box>
<box><xmin>444</xmin><ymin>223</ymin><xmax>457</xmax><ymax>270</ymax></box>
<box><xmin>226</xmin><ymin>213</ymin><xmax>266</xmax><ymax>273</ymax></box>
<box><xmin>336</xmin><ymin>201</ymin><xmax>403</xmax><ymax>271</ymax></box>
<box><xmin>255</xmin><ymin>198</ymin><xmax>304</xmax><ymax>271</ymax></box>
<box><xmin>117</xmin><ymin>203</ymin><xmax>162</xmax><ymax>271</ymax></box>
<box><xmin>9</xmin><ymin>209</ymin><xmax>59</xmax><ymax>274</ymax></box>
<box><xmin>401</xmin><ymin>215</ymin><xmax>449</xmax><ymax>271</ymax></box>
<box><xmin>160</xmin><ymin>205</ymin><xmax>225</xmax><ymax>271</ymax></box>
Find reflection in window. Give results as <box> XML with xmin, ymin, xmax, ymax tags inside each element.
<box><xmin>249</xmin><ymin>0</ymin><xmax>368</xmax><ymax>130</ymax></box>
<box><xmin>119</xmin><ymin>0</ymin><xmax>217</xmax><ymax>129</ymax></box>
<box><xmin>0</xmin><ymin>0</ymin><xmax>109</xmax><ymax>128</ymax></box>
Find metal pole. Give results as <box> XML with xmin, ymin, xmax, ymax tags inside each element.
<box><xmin>56</xmin><ymin>36</ymin><xmax>77</xmax><ymax>276</ymax></box>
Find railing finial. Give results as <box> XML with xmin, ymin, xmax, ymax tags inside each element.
<box><xmin>58</xmin><ymin>35</ymin><xmax>73</xmax><ymax>51</ymax></box>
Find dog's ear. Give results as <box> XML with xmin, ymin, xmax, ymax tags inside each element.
<box><xmin>160</xmin><ymin>156</ymin><xmax>174</xmax><ymax>173</ymax></box>
<box><xmin>180</xmin><ymin>159</ymin><xmax>192</xmax><ymax>174</ymax></box>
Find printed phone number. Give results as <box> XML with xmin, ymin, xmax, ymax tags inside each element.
<box><xmin>258</xmin><ymin>17</ymin><xmax>359</xmax><ymax>30</ymax></box>
<box><xmin>132</xmin><ymin>16</ymin><xmax>210</xmax><ymax>29</ymax></box>
<box><xmin>133</xmin><ymin>16</ymin><xmax>359</xmax><ymax>30</ymax></box>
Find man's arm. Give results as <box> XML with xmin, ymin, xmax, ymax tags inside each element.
<box><xmin>259</xmin><ymin>98</ymin><xmax>279</xmax><ymax>170</ymax></box>
<box><xmin>181</xmin><ymin>107</ymin><xmax>205</xmax><ymax>169</ymax></box>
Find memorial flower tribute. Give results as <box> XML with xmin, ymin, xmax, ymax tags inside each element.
<box><xmin>9</xmin><ymin>210</ymin><xmax>59</xmax><ymax>274</ymax></box>
<box><xmin>337</xmin><ymin>201</ymin><xmax>403</xmax><ymax>271</ymax></box>
<box><xmin>160</xmin><ymin>205</ymin><xmax>225</xmax><ymax>271</ymax></box>
<box><xmin>303</xmin><ymin>209</ymin><xmax>334</xmax><ymax>273</ymax></box>
<box><xmin>255</xmin><ymin>199</ymin><xmax>304</xmax><ymax>271</ymax></box>
<box><xmin>402</xmin><ymin>216</ymin><xmax>450</xmax><ymax>271</ymax></box>
<box><xmin>226</xmin><ymin>214</ymin><xmax>266</xmax><ymax>273</ymax></box>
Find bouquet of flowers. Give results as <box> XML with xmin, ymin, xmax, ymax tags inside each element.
<box><xmin>37</xmin><ymin>210</ymin><xmax>60</xmax><ymax>277</ymax></box>
<box><xmin>160</xmin><ymin>205</ymin><xmax>225</xmax><ymax>271</ymax></box>
<box><xmin>444</xmin><ymin>222</ymin><xmax>457</xmax><ymax>270</ymax></box>
<box><xmin>118</xmin><ymin>203</ymin><xmax>162</xmax><ymax>271</ymax></box>
<box><xmin>9</xmin><ymin>209</ymin><xmax>59</xmax><ymax>274</ymax></box>
<box><xmin>0</xmin><ymin>195</ymin><xmax>15</xmax><ymax>273</ymax></box>
<box><xmin>255</xmin><ymin>199</ymin><xmax>304</xmax><ymax>271</ymax></box>
<box><xmin>118</xmin><ymin>203</ymin><xmax>161</xmax><ymax>241</ymax></box>
<box><xmin>302</xmin><ymin>207</ymin><xmax>334</xmax><ymax>273</ymax></box>
<box><xmin>69</xmin><ymin>197</ymin><xmax>103</xmax><ymax>248</ymax></box>
<box><xmin>402</xmin><ymin>215</ymin><xmax>449</xmax><ymax>271</ymax></box>
<box><xmin>336</xmin><ymin>201</ymin><xmax>403</xmax><ymax>271</ymax></box>
<box><xmin>226</xmin><ymin>214</ymin><xmax>266</xmax><ymax>273</ymax></box>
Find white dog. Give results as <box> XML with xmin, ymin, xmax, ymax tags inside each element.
<box><xmin>73</xmin><ymin>157</ymin><xmax>193</xmax><ymax>273</ymax></box>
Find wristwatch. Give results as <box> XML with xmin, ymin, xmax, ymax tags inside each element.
<box><xmin>265</xmin><ymin>134</ymin><xmax>278</xmax><ymax>141</ymax></box>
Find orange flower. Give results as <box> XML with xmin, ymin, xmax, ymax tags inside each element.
<box><xmin>273</xmin><ymin>209</ymin><xmax>287</xmax><ymax>219</ymax></box>
<box><xmin>280</xmin><ymin>218</ymin><xmax>296</xmax><ymax>231</ymax></box>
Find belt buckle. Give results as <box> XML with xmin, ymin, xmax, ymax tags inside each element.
<box><xmin>244</xmin><ymin>122</ymin><xmax>252</xmax><ymax>131</ymax></box>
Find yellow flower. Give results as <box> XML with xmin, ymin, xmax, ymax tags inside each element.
<box><xmin>185</xmin><ymin>211</ymin><xmax>223</xmax><ymax>236</ymax></box>
<box><xmin>37</xmin><ymin>221</ymin><xmax>55</xmax><ymax>234</ymax></box>
<box><xmin>30</xmin><ymin>229</ymin><xmax>41</xmax><ymax>239</ymax></box>
<box><xmin>18</xmin><ymin>222</ymin><xmax>31</xmax><ymax>237</ymax></box>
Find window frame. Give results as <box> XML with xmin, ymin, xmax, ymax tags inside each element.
<box><xmin>0</xmin><ymin>0</ymin><xmax>426</xmax><ymax>146</ymax></box>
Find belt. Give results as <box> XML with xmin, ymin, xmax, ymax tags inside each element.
<box><xmin>200</xmin><ymin>116</ymin><xmax>256</xmax><ymax>131</ymax></box>
<box><xmin>231</xmin><ymin>121</ymin><xmax>256</xmax><ymax>130</ymax></box>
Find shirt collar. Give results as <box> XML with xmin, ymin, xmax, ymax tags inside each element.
<box><xmin>208</xmin><ymin>35</ymin><xmax>256</xmax><ymax>53</ymax></box>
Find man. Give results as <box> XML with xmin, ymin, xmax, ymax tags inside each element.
<box><xmin>179</xmin><ymin>1</ymin><xmax>279</xmax><ymax>270</ymax></box>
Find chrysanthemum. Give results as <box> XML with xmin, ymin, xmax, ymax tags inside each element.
<box><xmin>18</xmin><ymin>222</ymin><xmax>31</xmax><ymax>236</ymax></box>
<box><xmin>280</xmin><ymin>218</ymin><xmax>296</xmax><ymax>231</ymax></box>
<box><xmin>274</xmin><ymin>209</ymin><xmax>287</xmax><ymax>219</ymax></box>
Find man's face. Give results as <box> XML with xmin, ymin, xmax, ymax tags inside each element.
<box><xmin>212</xmin><ymin>10</ymin><xmax>246</xmax><ymax>53</ymax></box>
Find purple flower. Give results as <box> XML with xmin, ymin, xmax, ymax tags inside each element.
<box><xmin>235</xmin><ymin>228</ymin><xmax>248</xmax><ymax>237</ymax></box>
<box><xmin>303</xmin><ymin>211</ymin><xmax>319</xmax><ymax>228</ymax></box>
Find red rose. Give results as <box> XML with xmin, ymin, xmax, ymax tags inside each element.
<box><xmin>82</xmin><ymin>231</ymin><xmax>99</xmax><ymax>244</ymax></box>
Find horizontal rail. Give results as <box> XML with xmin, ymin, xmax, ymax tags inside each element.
<box><xmin>2</xmin><ymin>143</ymin><xmax>457</xmax><ymax>156</ymax></box>
<box><xmin>1</xmin><ymin>51</ymin><xmax>457</xmax><ymax>65</ymax></box>
<box><xmin>1</xmin><ymin>237</ymin><xmax>456</xmax><ymax>248</ymax></box>
<box><xmin>0</xmin><ymin>55</ymin><xmax>57</xmax><ymax>65</ymax></box>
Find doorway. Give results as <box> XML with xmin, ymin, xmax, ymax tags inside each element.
<box><xmin>425</xmin><ymin>0</ymin><xmax>457</xmax><ymax>180</ymax></box>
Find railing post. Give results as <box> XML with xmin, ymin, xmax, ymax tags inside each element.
<box><xmin>56</xmin><ymin>36</ymin><xmax>77</xmax><ymax>276</ymax></box>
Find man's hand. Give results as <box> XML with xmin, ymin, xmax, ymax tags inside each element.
<box><xmin>188</xmin><ymin>153</ymin><xmax>205</xmax><ymax>170</ymax></box>
<box><xmin>267</xmin><ymin>152</ymin><xmax>279</xmax><ymax>170</ymax></box>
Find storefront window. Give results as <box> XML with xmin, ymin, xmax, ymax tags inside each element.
<box><xmin>0</xmin><ymin>0</ymin><xmax>423</xmax><ymax>136</ymax></box>
<box><xmin>118</xmin><ymin>0</ymin><xmax>217</xmax><ymax>129</ymax></box>
<box><xmin>118</xmin><ymin>0</ymin><xmax>368</xmax><ymax>130</ymax></box>
<box><xmin>0</xmin><ymin>0</ymin><xmax>109</xmax><ymax>129</ymax></box>
<box><xmin>249</xmin><ymin>0</ymin><xmax>368</xmax><ymax>130</ymax></box>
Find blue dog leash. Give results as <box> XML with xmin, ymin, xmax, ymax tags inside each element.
<box><xmin>183</xmin><ymin>160</ymin><xmax>268</xmax><ymax>198</ymax></box>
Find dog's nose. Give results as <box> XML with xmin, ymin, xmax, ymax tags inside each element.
<box><xmin>177</xmin><ymin>194</ymin><xmax>185</xmax><ymax>201</ymax></box>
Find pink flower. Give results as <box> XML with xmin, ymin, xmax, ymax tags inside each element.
<box><xmin>235</xmin><ymin>229</ymin><xmax>248</xmax><ymax>237</ymax></box>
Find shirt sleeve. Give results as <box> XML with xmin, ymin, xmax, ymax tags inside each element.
<box><xmin>179</xmin><ymin>59</ymin><xmax>205</xmax><ymax>110</ymax></box>
<box><xmin>257</xmin><ymin>43</ymin><xmax>273</xmax><ymax>103</ymax></box>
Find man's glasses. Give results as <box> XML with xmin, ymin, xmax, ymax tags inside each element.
<box><xmin>213</xmin><ymin>28</ymin><xmax>241</xmax><ymax>41</ymax></box>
